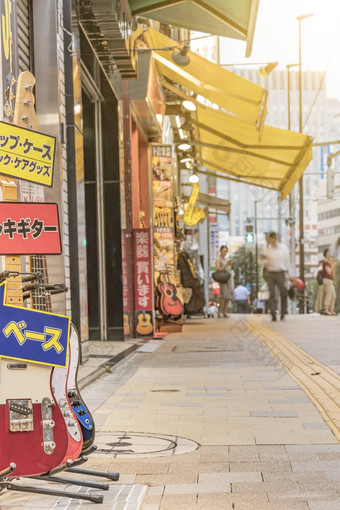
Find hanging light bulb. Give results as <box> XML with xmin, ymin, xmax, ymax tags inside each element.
<box><xmin>178</xmin><ymin>142</ymin><xmax>191</xmax><ymax>151</ymax></box>
<box><xmin>182</xmin><ymin>100</ymin><xmax>197</xmax><ymax>112</ymax></box>
<box><xmin>180</xmin><ymin>157</ymin><xmax>193</xmax><ymax>163</ymax></box>
<box><xmin>188</xmin><ymin>171</ymin><xmax>199</xmax><ymax>183</ymax></box>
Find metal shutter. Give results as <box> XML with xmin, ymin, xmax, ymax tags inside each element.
<box><xmin>17</xmin><ymin>0</ymin><xmax>31</xmax><ymax>72</ymax></box>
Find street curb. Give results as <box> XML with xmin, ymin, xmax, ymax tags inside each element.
<box><xmin>78</xmin><ymin>343</ymin><xmax>140</xmax><ymax>390</ymax></box>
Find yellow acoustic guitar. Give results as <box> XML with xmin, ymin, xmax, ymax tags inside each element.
<box><xmin>136</xmin><ymin>311</ymin><xmax>153</xmax><ymax>336</ymax></box>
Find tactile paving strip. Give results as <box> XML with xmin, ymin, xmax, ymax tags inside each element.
<box><xmin>248</xmin><ymin>318</ymin><xmax>340</xmax><ymax>441</ymax></box>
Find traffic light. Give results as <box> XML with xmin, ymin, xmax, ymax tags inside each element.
<box><xmin>245</xmin><ymin>232</ymin><xmax>254</xmax><ymax>243</ymax></box>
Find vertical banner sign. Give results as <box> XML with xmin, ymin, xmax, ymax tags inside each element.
<box><xmin>133</xmin><ymin>228</ymin><xmax>154</xmax><ymax>338</ymax></box>
<box><xmin>0</xmin><ymin>0</ymin><xmax>19</xmax><ymax>122</ymax></box>
<box><xmin>151</xmin><ymin>144</ymin><xmax>175</xmax><ymax>279</ymax></box>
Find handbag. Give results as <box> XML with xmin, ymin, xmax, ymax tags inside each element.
<box><xmin>212</xmin><ymin>269</ymin><xmax>230</xmax><ymax>284</ymax></box>
<box><xmin>316</xmin><ymin>270</ymin><xmax>323</xmax><ymax>286</ymax></box>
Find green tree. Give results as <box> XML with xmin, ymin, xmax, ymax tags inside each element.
<box><xmin>231</xmin><ymin>246</ymin><xmax>260</xmax><ymax>299</ymax></box>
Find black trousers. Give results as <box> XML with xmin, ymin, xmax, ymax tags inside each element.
<box><xmin>267</xmin><ymin>270</ymin><xmax>287</xmax><ymax>318</ymax></box>
<box><xmin>236</xmin><ymin>300</ymin><xmax>249</xmax><ymax>313</ymax></box>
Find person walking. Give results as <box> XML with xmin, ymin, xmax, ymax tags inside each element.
<box><xmin>260</xmin><ymin>232</ymin><xmax>290</xmax><ymax>321</ymax></box>
<box><xmin>234</xmin><ymin>282</ymin><xmax>251</xmax><ymax>313</ymax></box>
<box><xmin>322</xmin><ymin>248</ymin><xmax>336</xmax><ymax>316</ymax></box>
<box><xmin>215</xmin><ymin>245</ymin><xmax>234</xmax><ymax>318</ymax></box>
<box><xmin>330</xmin><ymin>237</ymin><xmax>340</xmax><ymax>305</ymax></box>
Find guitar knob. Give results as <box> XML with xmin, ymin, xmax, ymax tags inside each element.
<box><xmin>63</xmin><ymin>411</ymin><xmax>73</xmax><ymax>418</ymax></box>
<box><xmin>68</xmin><ymin>391</ymin><xmax>76</xmax><ymax>398</ymax></box>
<box><xmin>44</xmin><ymin>441</ymin><xmax>56</xmax><ymax>454</ymax></box>
<box><xmin>78</xmin><ymin>410</ymin><xmax>86</xmax><ymax>416</ymax></box>
<box><xmin>67</xmin><ymin>420</ymin><xmax>76</xmax><ymax>427</ymax></box>
<box><xmin>43</xmin><ymin>420</ymin><xmax>55</xmax><ymax>428</ymax></box>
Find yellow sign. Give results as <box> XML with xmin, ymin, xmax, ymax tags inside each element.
<box><xmin>0</xmin><ymin>121</ymin><xmax>55</xmax><ymax>187</ymax></box>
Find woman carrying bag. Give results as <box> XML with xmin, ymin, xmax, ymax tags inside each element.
<box><xmin>322</xmin><ymin>248</ymin><xmax>336</xmax><ymax>316</ymax></box>
<box><xmin>215</xmin><ymin>245</ymin><xmax>234</xmax><ymax>318</ymax></box>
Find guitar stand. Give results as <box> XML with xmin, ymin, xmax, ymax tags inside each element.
<box><xmin>66</xmin><ymin>447</ymin><xmax>120</xmax><ymax>481</ymax></box>
<box><xmin>66</xmin><ymin>466</ymin><xmax>120</xmax><ymax>481</ymax></box>
<box><xmin>0</xmin><ymin>459</ymin><xmax>103</xmax><ymax>504</ymax></box>
<box><xmin>0</xmin><ymin>479</ymin><xmax>103</xmax><ymax>504</ymax></box>
<box><xmin>29</xmin><ymin>474</ymin><xmax>109</xmax><ymax>491</ymax></box>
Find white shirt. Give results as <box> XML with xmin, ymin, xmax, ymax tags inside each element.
<box><xmin>261</xmin><ymin>243</ymin><xmax>290</xmax><ymax>272</ymax></box>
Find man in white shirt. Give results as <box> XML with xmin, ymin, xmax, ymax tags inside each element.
<box><xmin>234</xmin><ymin>283</ymin><xmax>250</xmax><ymax>313</ymax></box>
<box><xmin>260</xmin><ymin>232</ymin><xmax>290</xmax><ymax>321</ymax></box>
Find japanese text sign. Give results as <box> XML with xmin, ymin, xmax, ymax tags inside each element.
<box><xmin>133</xmin><ymin>228</ymin><xmax>153</xmax><ymax>311</ymax></box>
<box><xmin>0</xmin><ymin>283</ymin><xmax>70</xmax><ymax>367</ymax></box>
<box><xmin>0</xmin><ymin>202</ymin><xmax>61</xmax><ymax>254</ymax></box>
<box><xmin>0</xmin><ymin>121</ymin><xmax>55</xmax><ymax>187</ymax></box>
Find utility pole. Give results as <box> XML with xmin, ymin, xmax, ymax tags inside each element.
<box><xmin>297</xmin><ymin>13</ymin><xmax>315</xmax><ymax>314</ymax></box>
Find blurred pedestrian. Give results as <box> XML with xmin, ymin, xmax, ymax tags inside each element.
<box><xmin>234</xmin><ymin>282</ymin><xmax>251</xmax><ymax>313</ymax></box>
<box><xmin>260</xmin><ymin>232</ymin><xmax>290</xmax><ymax>321</ymax></box>
<box><xmin>322</xmin><ymin>248</ymin><xmax>336</xmax><ymax>316</ymax></box>
<box><xmin>330</xmin><ymin>237</ymin><xmax>340</xmax><ymax>304</ymax></box>
<box><xmin>215</xmin><ymin>246</ymin><xmax>234</xmax><ymax>318</ymax></box>
<box><xmin>314</xmin><ymin>260</ymin><xmax>325</xmax><ymax>313</ymax></box>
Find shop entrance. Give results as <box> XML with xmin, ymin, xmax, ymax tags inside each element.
<box><xmin>81</xmin><ymin>41</ymin><xmax>124</xmax><ymax>341</ymax></box>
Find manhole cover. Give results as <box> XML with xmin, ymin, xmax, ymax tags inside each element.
<box><xmin>92</xmin><ymin>432</ymin><xmax>199</xmax><ymax>458</ymax></box>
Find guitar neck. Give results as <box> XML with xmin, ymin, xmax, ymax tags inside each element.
<box><xmin>29</xmin><ymin>255</ymin><xmax>51</xmax><ymax>312</ymax></box>
<box><xmin>0</xmin><ymin>180</ymin><xmax>23</xmax><ymax>306</ymax></box>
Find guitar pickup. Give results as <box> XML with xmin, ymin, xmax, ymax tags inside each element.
<box><xmin>8</xmin><ymin>399</ymin><xmax>34</xmax><ymax>432</ymax></box>
<box><xmin>9</xmin><ymin>402</ymin><xmax>32</xmax><ymax>415</ymax></box>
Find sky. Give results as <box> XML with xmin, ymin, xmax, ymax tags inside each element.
<box><xmin>219</xmin><ymin>0</ymin><xmax>340</xmax><ymax>101</ymax></box>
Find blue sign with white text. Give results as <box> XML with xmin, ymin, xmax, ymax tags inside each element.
<box><xmin>0</xmin><ymin>283</ymin><xmax>70</xmax><ymax>367</ymax></box>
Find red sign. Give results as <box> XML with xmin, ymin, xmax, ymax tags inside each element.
<box><xmin>0</xmin><ymin>202</ymin><xmax>61</xmax><ymax>254</ymax></box>
<box><xmin>133</xmin><ymin>228</ymin><xmax>153</xmax><ymax>310</ymax></box>
<box><xmin>133</xmin><ymin>228</ymin><xmax>154</xmax><ymax>338</ymax></box>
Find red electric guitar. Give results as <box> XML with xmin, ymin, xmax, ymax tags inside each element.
<box><xmin>27</xmin><ymin>256</ymin><xmax>83</xmax><ymax>466</ymax></box>
<box><xmin>0</xmin><ymin>72</ymin><xmax>69</xmax><ymax>477</ymax></box>
<box><xmin>156</xmin><ymin>271</ymin><xmax>184</xmax><ymax>318</ymax></box>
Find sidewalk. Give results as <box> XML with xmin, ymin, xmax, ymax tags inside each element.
<box><xmin>2</xmin><ymin>314</ymin><xmax>340</xmax><ymax>509</ymax></box>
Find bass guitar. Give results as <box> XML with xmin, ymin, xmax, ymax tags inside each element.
<box><xmin>66</xmin><ymin>324</ymin><xmax>95</xmax><ymax>454</ymax></box>
<box><xmin>156</xmin><ymin>271</ymin><xmax>184</xmax><ymax>318</ymax></box>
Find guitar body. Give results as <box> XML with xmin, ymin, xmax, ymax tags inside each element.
<box><xmin>67</xmin><ymin>324</ymin><xmax>95</xmax><ymax>453</ymax></box>
<box><xmin>0</xmin><ymin>360</ymin><xmax>68</xmax><ymax>476</ymax></box>
<box><xmin>136</xmin><ymin>312</ymin><xmax>153</xmax><ymax>336</ymax></box>
<box><xmin>51</xmin><ymin>346</ymin><xmax>83</xmax><ymax>464</ymax></box>
<box><xmin>158</xmin><ymin>282</ymin><xmax>184</xmax><ymax>317</ymax></box>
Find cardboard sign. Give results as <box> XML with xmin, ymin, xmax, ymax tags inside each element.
<box><xmin>0</xmin><ymin>283</ymin><xmax>70</xmax><ymax>367</ymax></box>
<box><xmin>0</xmin><ymin>121</ymin><xmax>55</xmax><ymax>187</ymax></box>
<box><xmin>0</xmin><ymin>202</ymin><xmax>61</xmax><ymax>254</ymax></box>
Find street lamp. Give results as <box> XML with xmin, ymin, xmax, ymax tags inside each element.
<box><xmin>296</xmin><ymin>13</ymin><xmax>315</xmax><ymax>314</ymax></box>
<box><xmin>286</xmin><ymin>63</ymin><xmax>299</xmax><ymax>303</ymax></box>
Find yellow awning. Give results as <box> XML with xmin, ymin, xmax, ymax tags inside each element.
<box><xmin>192</xmin><ymin>105</ymin><xmax>313</xmax><ymax>200</ymax></box>
<box><xmin>143</xmin><ymin>27</ymin><xmax>267</xmax><ymax>130</ymax></box>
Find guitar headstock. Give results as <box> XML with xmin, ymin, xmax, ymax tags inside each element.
<box><xmin>3</xmin><ymin>73</ymin><xmax>16</xmax><ymax>122</ymax></box>
<box><xmin>13</xmin><ymin>71</ymin><xmax>39</xmax><ymax>130</ymax></box>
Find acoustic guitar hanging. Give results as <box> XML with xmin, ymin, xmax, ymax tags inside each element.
<box><xmin>156</xmin><ymin>271</ymin><xmax>183</xmax><ymax>318</ymax></box>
